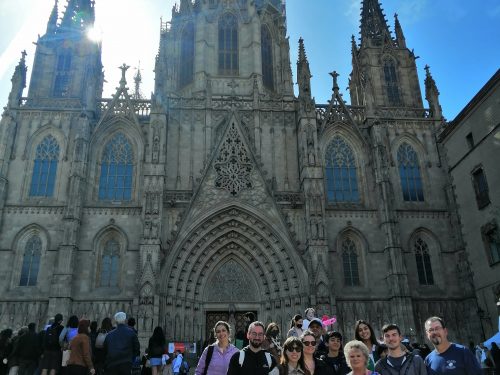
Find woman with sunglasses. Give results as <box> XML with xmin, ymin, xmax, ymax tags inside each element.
<box><xmin>280</xmin><ymin>337</ymin><xmax>309</xmax><ymax>375</ymax></box>
<box><xmin>354</xmin><ymin>320</ymin><xmax>379</xmax><ymax>371</ymax></box>
<box><xmin>300</xmin><ymin>331</ymin><xmax>330</xmax><ymax>375</ymax></box>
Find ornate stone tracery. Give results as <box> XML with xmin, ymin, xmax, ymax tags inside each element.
<box><xmin>214</xmin><ymin>122</ymin><xmax>253</xmax><ymax>196</ymax></box>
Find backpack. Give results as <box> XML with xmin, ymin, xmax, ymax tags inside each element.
<box><xmin>238</xmin><ymin>350</ymin><xmax>278</xmax><ymax>375</ymax></box>
<box><xmin>44</xmin><ymin>325</ymin><xmax>60</xmax><ymax>349</ymax></box>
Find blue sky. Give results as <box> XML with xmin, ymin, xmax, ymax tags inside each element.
<box><xmin>0</xmin><ymin>0</ymin><xmax>499</xmax><ymax>120</ymax></box>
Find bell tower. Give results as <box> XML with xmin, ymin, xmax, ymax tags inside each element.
<box><xmin>154</xmin><ymin>0</ymin><xmax>293</xmax><ymax>100</ymax></box>
<box><xmin>27</xmin><ymin>0</ymin><xmax>103</xmax><ymax>111</ymax></box>
<box><xmin>349</xmin><ymin>0</ymin><xmax>423</xmax><ymax>109</ymax></box>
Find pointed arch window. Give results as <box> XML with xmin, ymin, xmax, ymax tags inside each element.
<box><xmin>218</xmin><ymin>13</ymin><xmax>238</xmax><ymax>75</ymax></box>
<box><xmin>30</xmin><ymin>135</ymin><xmax>60</xmax><ymax>197</ymax></box>
<box><xmin>98</xmin><ymin>133</ymin><xmax>134</xmax><ymax>201</ymax></box>
<box><xmin>383</xmin><ymin>59</ymin><xmax>401</xmax><ymax>106</ymax></box>
<box><xmin>261</xmin><ymin>25</ymin><xmax>274</xmax><ymax>90</ymax></box>
<box><xmin>179</xmin><ymin>22</ymin><xmax>195</xmax><ymax>88</ymax></box>
<box><xmin>342</xmin><ymin>238</ymin><xmax>360</xmax><ymax>286</ymax></box>
<box><xmin>20</xmin><ymin>236</ymin><xmax>42</xmax><ymax>286</ymax></box>
<box><xmin>414</xmin><ymin>238</ymin><xmax>434</xmax><ymax>285</ymax></box>
<box><xmin>53</xmin><ymin>50</ymin><xmax>72</xmax><ymax>97</ymax></box>
<box><xmin>325</xmin><ymin>136</ymin><xmax>359</xmax><ymax>203</ymax></box>
<box><xmin>100</xmin><ymin>239</ymin><xmax>120</xmax><ymax>287</ymax></box>
<box><xmin>397</xmin><ymin>143</ymin><xmax>424</xmax><ymax>202</ymax></box>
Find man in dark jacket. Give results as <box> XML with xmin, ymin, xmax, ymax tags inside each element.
<box><xmin>11</xmin><ymin>323</ymin><xmax>40</xmax><ymax>375</ymax></box>
<box><xmin>375</xmin><ymin>324</ymin><xmax>426</xmax><ymax>375</ymax></box>
<box><xmin>227</xmin><ymin>321</ymin><xmax>278</xmax><ymax>375</ymax></box>
<box><xmin>40</xmin><ymin>313</ymin><xmax>64</xmax><ymax>375</ymax></box>
<box><xmin>104</xmin><ymin>312</ymin><xmax>140</xmax><ymax>375</ymax></box>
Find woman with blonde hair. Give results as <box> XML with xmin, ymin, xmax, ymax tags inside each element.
<box><xmin>344</xmin><ymin>340</ymin><xmax>380</xmax><ymax>375</ymax></box>
<box><xmin>195</xmin><ymin>321</ymin><xmax>239</xmax><ymax>375</ymax></box>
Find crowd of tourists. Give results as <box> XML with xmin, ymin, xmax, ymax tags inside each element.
<box><xmin>1</xmin><ymin>309</ymin><xmax>499</xmax><ymax>375</ymax></box>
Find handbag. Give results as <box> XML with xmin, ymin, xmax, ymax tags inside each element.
<box><xmin>61</xmin><ymin>350</ymin><xmax>71</xmax><ymax>367</ymax></box>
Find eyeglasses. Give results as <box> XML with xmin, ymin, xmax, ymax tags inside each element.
<box><xmin>286</xmin><ymin>346</ymin><xmax>302</xmax><ymax>353</ymax></box>
<box><xmin>302</xmin><ymin>340</ymin><xmax>316</xmax><ymax>346</ymax></box>
<box><xmin>426</xmin><ymin>326</ymin><xmax>443</xmax><ymax>334</ymax></box>
<box><xmin>250</xmin><ymin>332</ymin><xmax>264</xmax><ymax>338</ymax></box>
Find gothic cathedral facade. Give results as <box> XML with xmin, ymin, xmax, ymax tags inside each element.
<box><xmin>0</xmin><ymin>0</ymin><xmax>482</xmax><ymax>343</ymax></box>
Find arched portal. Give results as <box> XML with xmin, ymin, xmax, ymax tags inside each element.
<box><xmin>159</xmin><ymin>206</ymin><xmax>309</xmax><ymax>341</ymax></box>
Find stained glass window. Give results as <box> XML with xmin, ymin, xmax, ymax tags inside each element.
<box><xmin>325</xmin><ymin>136</ymin><xmax>359</xmax><ymax>203</ymax></box>
<box><xmin>180</xmin><ymin>23</ymin><xmax>195</xmax><ymax>87</ymax></box>
<box><xmin>342</xmin><ymin>238</ymin><xmax>360</xmax><ymax>286</ymax></box>
<box><xmin>261</xmin><ymin>26</ymin><xmax>274</xmax><ymax>90</ymax></box>
<box><xmin>218</xmin><ymin>14</ymin><xmax>238</xmax><ymax>75</ymax></box>
<box><xmin>100</xmin><ymin>239</ymin><xmax>120</xmax><ymax>287</ymax></box>
<box><xmin>98</xmin><ymin>133</ymin><xmax>134</xmax><ymax>201</ymax></box>
<box><xmin>20</xmin><ymin>236</ymin><xmax>41</xmax><ymax>286</ymax></box>
<box><xmin>397</xmin><ymin>143</ymin><xmax>424</xmax><ymax>202</ymax></box>
<box><xmin>414</xmin><ymin>238</ymin><xmax>434</xmax><ymax>285</ymax></box>
<box><xmin>30</xmin><ymin>135</ymin><xmax>60</xmax><ymax>197</ymax></box>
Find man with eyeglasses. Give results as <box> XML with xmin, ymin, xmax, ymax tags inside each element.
<box><xmin>424</xmin><ymin>316</ymin><xmax>481</xmax><ymax>375</ymax></box>
<box><xmin>374</xmin><ymin>323</ymin><xmax>426</xmax><ymax>375</ymax></box>
<box><xmin>227</xmin><ymin>321</ymin><xmax>278</xmax><ymax>375</ymax></box>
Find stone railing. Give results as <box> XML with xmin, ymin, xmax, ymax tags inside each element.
<box><xmin>19</xmin><ymin>97</ymin><xmax>82</xmax><ymax>110</ymax></box>
<box><xmin>98</xmin><ymin>98</ymin><xmax>151</xmax><ymax>118</ymax></box>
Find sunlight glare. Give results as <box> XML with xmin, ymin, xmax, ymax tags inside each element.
<box><xmin>87</xmin><ymin>26</ymin><xmax>102</xmax><ymax>42</ymax></box>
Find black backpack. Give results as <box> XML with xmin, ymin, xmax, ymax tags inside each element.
<box><xmin>44</xmin><ymin>325</ymin><xmax>60</xmax><ymax>349</ymax></box>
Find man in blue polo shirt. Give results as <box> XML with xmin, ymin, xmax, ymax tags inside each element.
<box><xmin>424</xmin><ymin>316</ymin><xmax>481</xmax><ymax>375</ymax></box>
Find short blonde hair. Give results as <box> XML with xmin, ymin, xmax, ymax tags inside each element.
<box><xmin>344</xmin><ymin>340</ymin><xmax>370</xmax><ymax>368</ymax></box>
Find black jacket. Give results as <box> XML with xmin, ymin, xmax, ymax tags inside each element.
<box><xmin>11</xmin><ymin>331</ymin><xmax>40</xmax><ymax>362</ymax></box>
<box><xmin>227</xmin><ymin>346</ymin><xmax>278</xmax><ymax>375</ymax></box>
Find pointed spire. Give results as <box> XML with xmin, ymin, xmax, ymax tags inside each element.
<box><xmin>60</xmin><ymin>0</ymin><xmax>95</xmax><ymax>32</ymax></box>
<box><xmin>360</xmin><ymin>0</ymin><xmax>391</xmax><ymax>46</ymax></box>
<box><xmin>133</xmin><ymin>63</ymin><xmax>143</xmax><ymax>100</ymax></box>
<box><xmin>424</xmin><ymin>65</ymin><xmax>442</xmax><ymax>119</ymax></box>
<box><xmin>394</xmin><ymin>13</ymin><xmax>407</xmax><ymax>48</ymax></box>
<box><xmin>179</xmin><ymin>0</ymin><xmax>192</xmax><ymax>13</ymax></box>
<box><xmin>46</xmin><ymin>0</ymin><xmax>59</xmax><ymax>35</ymax></box>
<box><xmin>8</xmin><ymin>51</ymin><xmax>27</xmax><ymax>108</ymax></box>
<box><xmin>297</xmin><ymin>37</ymin><xmax>312</xmax><ymax>102</ymax></box>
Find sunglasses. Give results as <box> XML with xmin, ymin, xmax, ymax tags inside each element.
<box><xmin>286</xmin><ymin>346</ymin><xmax>302</xmax><ymax>353</ymax></box>
<box><xmin>302</xmin><ymin>340</ymin><xmax>316</xmax><ymax>346</ymax></box>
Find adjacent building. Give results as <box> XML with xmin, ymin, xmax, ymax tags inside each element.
<box><xmin>439</xmin><ymin>70</ymin><xmax>500</xmax><ymax>339</ymax></box>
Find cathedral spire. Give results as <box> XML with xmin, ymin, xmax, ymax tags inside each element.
<box><xmin>8</xmin><ymin>51</ymin><xmax>27</xmax><ymax>108</ymax></box>
<box><xmin>394</xmin><ymin>13</ymin><xmax>407</xmax><ymax>48</ymax></box>
<box><xmin>60</xmin><ymin>0</ymin><xmax>95</xmax><ymax>33</ymax></box>
<box><xmin>424</xmin><ymin>65</ymin><xmax>442</xmax><ymax>120</ymax></box>
<box><xmin>46</xmin><ymin>0</ymin><xmax>59</xmax><ymax>35</ymax></box>
<box><xmin>179</xmin><ymin>0</ymin><xmax>192</xmax><ymax>14</ymax></box>
<box><xmin>297</xmin><ymin>37</ymin><xmax>312</xmax><ymax>103</ymax></box>
<box><xmin>360</xmin><ymin>0</ymin><xmax>391</xmax><ymax>46</ymax></box>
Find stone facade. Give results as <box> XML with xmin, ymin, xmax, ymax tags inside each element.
<box><xmin>0</xmin><ymin>0</ymin><xmax>483</xmax><ymax>344</ymax></box>
<box><xmin>439</xmin><ymin>70</ymin><xmax>500</xmax><ymax>339</ymax></box>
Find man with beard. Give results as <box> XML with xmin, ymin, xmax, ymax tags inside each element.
<box><xmin>424</xmin><ymin>317</ymin><xmax>481</xmax><ymax>375</ymax></box>
<box><xmin>375</xmin><ymin>324</ymin><xmax>426</xmax><ymax>375</ymax></box>
<box><xmin>227</xmin><ymin>321</ymin><xmax>278</xmax><ymax>375</ymax></box>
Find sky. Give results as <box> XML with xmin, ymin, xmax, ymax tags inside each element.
<box><xmin>0</xmin><ymin>0</ymin><xmax>499</xmax><ymax>120</ymax></box>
